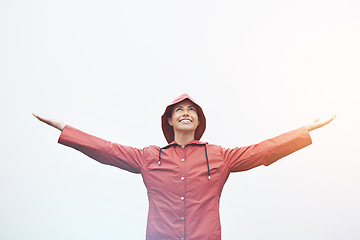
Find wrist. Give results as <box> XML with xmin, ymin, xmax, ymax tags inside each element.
<box><xmin>60</xmin><ymin>124</ymin><xmax>66</xmax><ymax>131</ymax></box>
<box><xmin>304</xmin><ymin>124</ymin><xmax>312</xmax><ymax>132</ymax></box>
<box><xmin>57</xmin><ymin>123</ymin><xmax>66</xmax><ymax>131</ymax></box>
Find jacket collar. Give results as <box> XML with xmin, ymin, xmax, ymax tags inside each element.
<box><xmin>159</xmin><ymin>139</ymin><xmax>212</xmax><ymax>180</ymax></box>
<box><xmin>163</xmin><ymin>139</ymin><xmax>208</xmax><ymax>149</ymax></box>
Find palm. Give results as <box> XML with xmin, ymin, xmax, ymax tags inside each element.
<box><xmin>33</xmin><ymin>113</ymin><xmax>65</xmax><ymax>131</ymax></box>
<box><xmin>305</xmin><ymin>115</ymin><xmax>336</xmax><ymax>131</ymax></box>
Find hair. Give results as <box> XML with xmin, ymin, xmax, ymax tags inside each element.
<box><xmin>167</xmin><ymin>106</ymin><xmax>173</xmax><ymax>118</ymax></box>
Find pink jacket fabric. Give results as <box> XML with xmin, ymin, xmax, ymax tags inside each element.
<box><xmin>58</xmin><ymin>125</ymin><xmax>312</xmax><ymax>240</ymax></box>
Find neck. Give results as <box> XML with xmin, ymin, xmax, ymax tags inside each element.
<box><xmin>174</xmin><ymin>131</ymin><xmax>195</xmax><ymax>146</ymax></box>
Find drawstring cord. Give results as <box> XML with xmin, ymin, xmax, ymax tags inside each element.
<box><xmin>158</xmin><ymin>145</ymin><xmax>171</xmax><ymax>165</ymax></box>
<box><xmin>204</xmin><ymin>144</ymin><xmax>210</xmax><ymax>180</ymax></box>
<box><xmin>158</xmin><ymin>144</ymin><xmax>211</xmax><ymax>180</ymax></box>
<box><xmin>158</xmin><ymin>147</ymin><xmax>163</xmax><ymax>165</ymax></box>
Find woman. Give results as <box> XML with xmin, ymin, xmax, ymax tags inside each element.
<box><xmin>33</xmin><ymin>93</ymin><xmax>335</xmax><ymax>240</ymax></box>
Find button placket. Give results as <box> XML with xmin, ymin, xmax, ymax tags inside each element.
<box><xmin>179</xmin><ymin>145</ymin><xmax>186</xmax><ymax>239</ymax></box>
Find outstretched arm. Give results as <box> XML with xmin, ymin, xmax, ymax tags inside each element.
<box><xmin>32</xmin><ymin>113</ymin><xmax>66</xmax><ymax>131</ymax></box>
<box><xmin>225</xmin><ymin>115</ymin><xmax>336</xmax><ymax>172</ymax></box>
<box><xmin>32</xmin><ymin>113</ymin><xmax>144</xmax><ymax>173</ymax></box>
<box><xmin>305</xmin><ymin>115</ymin><xmax>336</xmax><ymax>132</ymax></box>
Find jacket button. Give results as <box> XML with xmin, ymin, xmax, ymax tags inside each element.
<box><xmin>181</xmin><ymin>217</ymin><xmax>184</xmax><ymax>221</ymax></box>
<box><xmin>181</xmin><ymin>158</ymin><xmax>185</xmax><ymax>162</ymax></box>
<box><xmin>181</xmin><ymin>177</ymin><xmax>184</xmax><ymax>181</ymax></box>
<box><xmin>181</xmin><ymin>238</ymin><xmax>184</xmax><ymax>240</ymax></box>
<box><xmin>181</xmin><ymin>197</ymin><xmax>184</xmax><ymax>200</ymax></box>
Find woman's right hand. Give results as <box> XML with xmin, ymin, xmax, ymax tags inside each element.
<box><xmin>32</xmin><ymin>113</ymin><xmax>66</xmax><ymax>131</ymax></box>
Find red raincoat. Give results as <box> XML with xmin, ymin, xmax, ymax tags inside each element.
<box><xmin>58</xmin><ymin>95</ymin><xmax>312</xmax><ymax>240</ymax></box>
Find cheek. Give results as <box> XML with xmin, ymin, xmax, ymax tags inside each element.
<box><xmin>193</xmin><ymin>115</ymin><xmax>200</xmax><ymax>125</ymax></box>
<box><xmin>168</xmin><ymin>117</ymin><xmax>174</xmax><ymax>126</ymax></box>
<box><xmin>169</xmin><ymin>113</ymin><xmax>180</xmax><ymax>125</ymax></box>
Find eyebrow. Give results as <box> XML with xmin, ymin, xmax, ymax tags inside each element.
<box><xmin>175</xmin><ymin>105</ymin><xmax>196</xmax><ymax>109</ymax></box>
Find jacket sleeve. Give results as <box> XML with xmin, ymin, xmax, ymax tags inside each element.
<box><xmin>58</xmin><ymin>125</ymin><xmax>145</xmax><ymax>173</ymax></box>
<box><xmin>223</xmin><ymin>127</ymin><xmax>312</xmax><ymax>172</ymax></box>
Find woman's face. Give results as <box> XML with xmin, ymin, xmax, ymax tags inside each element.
<box><xmin>168</xmin><ymin>99</ymin><xmax>200</xmax><ymax>135</ymax></box>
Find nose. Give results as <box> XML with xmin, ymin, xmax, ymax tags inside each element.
<box><xmin>183</xmin><ymin>109</ymin><xmax>189</xmax><ymax>116</ymax></box>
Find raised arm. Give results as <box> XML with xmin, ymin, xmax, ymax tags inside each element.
<box><xmin>224</xmin><ymin>115</ymin><xmax>336</xmax><ymax>172</ymax></box>
<box><xmin>32</xmin><ymin>113</ymin><xmax>144</xmax><ymax>173</ymax></box>
<box><xmin>32</xmin><ymin>113</ymin><xmax>66</xmax><ymax>131</ymax></box>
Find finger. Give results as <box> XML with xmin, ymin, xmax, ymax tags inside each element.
<box><xmin>33</xmin><ymin>114</ymin><xmax>43</xmax><ymax>121</ymax></box>
<box><xmin>33</xmin><ymin>114</ymin><xmax>49</xmax><ymax>123</ymax></box>
<box><xmin>323</xmin><ymin>115</ymin><xmax>336</xmax><ymax>125</ymax></box>
<box><xmin>33</xmin><ymin>113</ymin><xmax>42</xmax><ymax>120</ymax></box>
<box><xmin>316</xmin><ymin>115</ymin><xmax>336</xmax><ymax>128</ymax></box>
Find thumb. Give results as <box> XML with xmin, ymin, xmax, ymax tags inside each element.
<box><xmin>313</xmin><ymin>118</ymin><xmax>320</xmax><ymax>123</ymax></box>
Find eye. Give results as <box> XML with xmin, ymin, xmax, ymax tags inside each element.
<box><xmin>175</xmin><ymin>107</ymin><xmax>183</xmax><ymax>112</ymax></box>
<box><xmin>189</xmin><ymin>107</ymin><xmax>195</xmax><ymax>111</ymax></box>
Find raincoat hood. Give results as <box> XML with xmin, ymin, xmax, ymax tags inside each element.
<box><xmin>161</xmin><ymin>93</ymin><xmax>206</xmax><ymax>144</ymax></box>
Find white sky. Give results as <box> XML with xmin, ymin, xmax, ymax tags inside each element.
<box><xmin>1</xmin><ymin>0</ymin><xmax>359</xmax><ymax>239</ymax></box>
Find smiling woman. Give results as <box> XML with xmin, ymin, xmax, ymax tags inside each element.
<box><xmin>32</xmin><ymin>93</ymin><xmax>335</xmax><ymax>240</ymax></box>
<box><xmin>161</xmin><ymin>94</ymin><xmax>207</xmax><ymax>145</ymax></box>
<box><xmin>167</xmin><ymin>99</ymin><xmax>200</xmax><ymax>146</ymax></box>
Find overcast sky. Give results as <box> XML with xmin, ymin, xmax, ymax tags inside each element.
<box><xmin>1</xmin><ymin>0</ymin><xmax>360</xmax><ymax>239</ymax></box>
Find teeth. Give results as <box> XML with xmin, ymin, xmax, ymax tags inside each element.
<box><xmin>181</xmin><ymin>120</ymin><xmax>191</xmax><ymax>123</ymax></box>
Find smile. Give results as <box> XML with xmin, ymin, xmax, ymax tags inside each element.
<box><xmin>180</xmin><ymin>119</ymin><xmax>192</xmax><ymax>123</ymax></box>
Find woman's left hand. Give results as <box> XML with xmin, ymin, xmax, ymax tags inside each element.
<box><xmin>305</xmin><ymin>115</ymin><xmax>336</xmax><ymax>132</ymax></box>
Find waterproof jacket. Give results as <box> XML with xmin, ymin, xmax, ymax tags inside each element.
<box><xmin>58</xmin><ymin>125</ymin><xmax>312</xmax><ymax>239</ymax></box>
